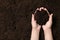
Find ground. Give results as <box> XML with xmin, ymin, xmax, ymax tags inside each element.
<box><xmin>0</xmin><ymin>0</ymin><xmax>60</xmax><ymax>40</ymax></box>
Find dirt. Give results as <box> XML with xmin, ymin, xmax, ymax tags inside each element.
<box><xmin>34</xmin><ymin>10</ymin><xmax>49</xmax><ymax>25</ymax></box>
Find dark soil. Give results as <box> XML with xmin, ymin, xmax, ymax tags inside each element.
<box><xmin>34</xmin><ymin>10</ymin><xmax>49</xmax><ymax>25</ymax></box>
<box><xmin>0</xmin><ymin>0</ymin><xmax>60</xmax><ymax>40</ymax></box>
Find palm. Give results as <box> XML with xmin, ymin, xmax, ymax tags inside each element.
<box><xmin>31</xmin><ymin>14</ymin><xmax>41</xmax><ymax>30</ymax></box>
<box><xmin>42</xmin><ymin>14</ymin><xmax>53</xmax><ymax>30</ymax></box>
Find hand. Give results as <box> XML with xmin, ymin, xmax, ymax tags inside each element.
<box><xmin>31</xmin><ymin>14</ymin><xmax>41</xmax><ymax>31</ymax></box>
<box><xmin>42</xmin><ymin>14</ymin><xmax>53</xmax><ymax>30</ymax></box>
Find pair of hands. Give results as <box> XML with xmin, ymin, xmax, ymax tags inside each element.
<box><xmin>31</xmin><ymin>7</ymin><xmax>53</xmax><ymax>31</ymax></box>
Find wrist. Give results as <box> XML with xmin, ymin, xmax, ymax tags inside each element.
<box><xmin>32</xmin><ymin>28</ymin><xmax>40</xmax><ymax>33</ymax></box>
<box><xmin>31</xmin><ymin>28</ymin><xmax>40</xmax><ymax>40</ymax></box>
<box><xmin>43</xmin><ymin>28</ymin><xmax>53</xmax><ymax>40</ymax></box>
<box><xmin>43</xmin><ymin>28</ymin><xmax>51</xmax><ymax>32</ymax></box>
<box><xmin>43</xmin><ymin>26</ymin><xmax>51</xmax><ymax>31</ymax></box>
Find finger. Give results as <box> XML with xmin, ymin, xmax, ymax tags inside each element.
<box><xmin>32</xmin><ymin>14</ymin><xmax>34</xmax><ymax>21</ymax></box>
<box><xmin>49</xmin><ymin>14</ymin><xmax>53</xmax><ymax>21</ymax></box>
<box><xmin>39</xmin><ymin>7</ymin><xmax>44</xmax><ymax>11</ymax></box>
<box><xmin>32</xmin><ymin>14</ymin><xmax>36</xmax><ymax>22</ymax></box>
<box><xmin>40</xmin><ymin>7</ymin><xmax>44</xmax><ymax>9</ymax></box>
<box><xmin>36</xmin><ymin>8</ymin><xmax>39</xmax><ymax>10</ymax></box>
<box><xmin>45</xmin><ymin>14</ymin><xmax>53</xmax><ymax>24</ymax></box>
<box><xmin>42</xmin><ymin>7</ymin><xmax>46</xmax><ymax>10</ymax></box>
<box><xmin>39</xmin><ymin>8</ymin><xmax>41</xmax><ymax>11</ymax></box>
<box><xmin>31</xmin><ymin>14</ymin><xmax>33</xmax><ymax>23</ymax></box>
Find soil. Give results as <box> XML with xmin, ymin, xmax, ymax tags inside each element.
<box><xmin>34</xmin><ymin>10</ymin><xmax>49</xmax><ymax>25</ymax></box>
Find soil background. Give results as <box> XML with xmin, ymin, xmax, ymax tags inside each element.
<box><xmin>0</xmin><ymin>0</ymin><xmax>60</xmax><ymax>40</ymax></box>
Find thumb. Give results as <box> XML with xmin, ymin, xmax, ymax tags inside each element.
<box><xmin>37</xmin><ymin>24</ymin><xmax>41</xmax><ymax>30</ymax></box>
<box><xmin>42</xmin><ymin>25</ymin><xmax>45</xmax><ymax>28</ymax></box>
<box><xmin>49</xmin><ymin>14</ymin><xmax>53</xmax><ymax>21</ymax></box>
<box><xmin>50</xmin><ymin>14</ymin><xmax>53</xmax><ymax>18</ymax></box>
<box><xmin>51</xmin><ymin>14</ymin><xmax>53</xmax><ymax>18</ymax></box>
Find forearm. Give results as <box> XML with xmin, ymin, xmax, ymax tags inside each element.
<box><xmin>30</xmin><ymin>28</ymin><xmax>40</xmax><ymax>40</ymax></box>
<box><xmin>44</xmin><ymin>28</ymin><xmax>53</xmax><ymax>40</ymax></box>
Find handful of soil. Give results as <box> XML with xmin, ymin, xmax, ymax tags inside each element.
<box><xmin>34</xmin><ymin>10</ymin><xmax>49</xmax><ymax>25</ymax></box>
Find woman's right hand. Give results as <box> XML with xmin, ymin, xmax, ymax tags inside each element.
<box><xmin>31</xmin><ymin>14</ymin><xmax>41</xmax><ymax>31</ymax></box>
